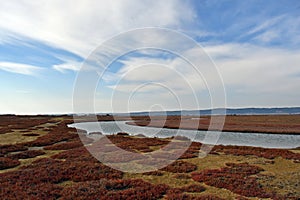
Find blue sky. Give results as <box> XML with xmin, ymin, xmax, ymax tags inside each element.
<box><xmin>0</xmin><ymin>0</ymin><xmax>300</xmax><ymax>114</ymax></box>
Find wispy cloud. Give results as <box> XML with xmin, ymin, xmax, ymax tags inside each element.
<box><xmin>101</xmin><ymin>42</ymin><xmax>300</xmax><ymax>108</ymax></box>
<box><xmin>52</xmin><ymin>61</ymin><xmax>82</xmax><ymax>73</ymax></box>
<box><xmin>240</xmin><ymin>14</ymin><xmax>300</xmax><ymax>45</ymax></box>
<box><xmin>245</xmin><ymin>15</ymin><xmax>285</xmax><ymax>36</ymax></box>
<box><xmin>0</xmin><ymin>0</ymin><xmax>195</xmax><ymax>58</ymax></box>
<box><xmin>16</xmin><ymin>90</ymin><xmax>31</xmax><ymax>94</ymax></box>
<box><xmin>0</xmin><ymin>62</ymin><xmax>42</xmax><ymax>76</ymax></box>
<box><xmin>208</xmin><ymin>43</ymin><xmax>300</xmax><ymax>97</ymax></box>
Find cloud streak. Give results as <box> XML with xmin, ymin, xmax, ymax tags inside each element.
<box><xmin>101</xmin><ymin>42</ymin><xmax>300</xmax><ymax>109</ymax></box>
<box><xmin>0</xmin><ymin>0</ymin><xmax>195</xmax><ymax>58</ymax></box>
<box><xmin>0</xmin><ymin>62</ymin><xmax>43</xmax><ymax>76</ymax></box>
<box><xmin>52</xmin><ymin>61</ymin><xmax>81</xmax><ymax>73</ymax></box>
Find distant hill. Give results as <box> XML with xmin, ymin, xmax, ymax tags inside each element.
<box><xmin>114</xmin><ymin>107</ymin><xmax>300</xmax><ymax>116</ymax></box>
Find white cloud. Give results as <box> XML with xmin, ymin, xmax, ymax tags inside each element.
<box><xmin>0</xmin><ymin>62</ymin><xmax>43</xmax><ymax>75</ymax></box>
<box><xmin>242</xmin><ymin>14</ymin><xmax>300</xmax><ymax>45</ymax></box>
<box><xmin>207</xmin><ymin>44</ymin><xmax>300</xmax><ymax>96</ymax></box>
<box><xmin>52</xmin><ymin>61</ymin><xmax>81</xmax><ymax>73</ymax></box>
<box><xmin>108</xmin><ymin>55</ymin><xmax>208</xmax><ymax>95</ymax></box>
<box><xmin>16</xmin><ymin>90</ymin><xmax>31</xmax><ymax>94</ymax></box>
<box><xmin>0</xmin><ymin>0</ymin><xmax>195</xmax><ymax>58</ymax></box>
<box><xmin>108</xmin><ymin>83</ymin><xmax>165</xmax><ymax>93</ymax></box>
<box><xmin>100</xmin><ymin>42</ymin><xmax>300</xmax><ymax>109</ymax></box>
<box><xmin>245</xmin><ymin>15</ymin><xmax>284</xmax><ymax>36</ymax></box>
<box><xmin>118</xmin><ymin>57</ymin><xmax>172</xmax><ymax>78</ymax></box>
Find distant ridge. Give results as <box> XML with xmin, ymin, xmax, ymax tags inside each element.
<box><xmin>115</xmin><ymin>107</ymin><xmax>300</xmax><ymax>116</ymax></box>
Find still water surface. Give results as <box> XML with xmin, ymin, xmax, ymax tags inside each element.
<box><xmin>69</xmin><ymin>121</ymin><xmax>300</xmax><ymax>149</ymax></box>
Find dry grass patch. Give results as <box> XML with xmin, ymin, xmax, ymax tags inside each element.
<box><xmin>0</xmin><ymin>130</ymin><xmax>47</xmax><ymax>145</ymax></box>
<box><xmin>256</xmin><ymin>157</ymin><xmax>300</xmax><ymax>198</ymax></box>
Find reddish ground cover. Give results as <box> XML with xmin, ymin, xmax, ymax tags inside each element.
<box><xmin>212</xmin><ymin>145</ymin><xmax>300</xmax><ymax>162</ymax></box>
<box><xmin>61</xmin><ymin>179</ymin><xmax>169</xmax><ymax>200</ymax></box>
<box><xmin>26</xmin><ymin>122</ymin><xmax>78</xmax><ymax>147</ymax></box>
<box><xmin>166</xmin><ymin>193</ymin><xmax>225</xmax><ymax>200</ymax></box>
<box><xmin>0</xmin><ymin>115</ymin><xmax>299</xmax><ymax>199</ymax></box>
<box><xmin>127</xmin><ymin>115</ymin><xmax>300</xmax><ymax>134</ymax></box>
<box><xmin>106</xmin><ymin>134</ymin><xmax>169</xmax><ymax>153</ymax></box>
<box><xmin>0</xmin><ymin>115</ymin><xmax>52</xmax><ymax>134</ymax></box>
<box><xmin>161</xmin><ymin>160</ymin><xmax>198</xmax><ymax>173</ymax></box>
<box><xmin>0</xmin><ymin>144</ymin><xmax>28</xmax><ymax>155</ymax></box>
<box><xmin>7</xmin><ymin>150</ymin><xmax>45</xmax><ymax>160</ymax></box>
<box><xmin>43</xmin><ymin>141</ymin><xmax>83</xmax><ymax>150</ymax></box>
<box><xmin>192</xmin><ymin>162</ymin><xmax>277</xmax><ymax>198</ymax></box>
<box><xmin>0</xmin><ymin>157</ymin><xmax>20</xmax><ymax>170</ymax></box>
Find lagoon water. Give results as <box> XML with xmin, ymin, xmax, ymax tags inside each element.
<box><xmin>69</xmin><ymin>121</ymin><xmax>300</xmax><ymax>149</ymax></box>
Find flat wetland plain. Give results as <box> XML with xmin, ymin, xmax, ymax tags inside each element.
<box><xmin>127</xmin><ymin>115</ymin><xmax>300</xmax><ymax>134</ymax></box>
<box><xmin>0</xmin><ymin>115</ymin><xmax>299</xmax><ymax>199</ymax></box>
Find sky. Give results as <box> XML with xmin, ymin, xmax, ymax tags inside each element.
<box><xmin>0</xmin><ymin>0</ymin><xmax>300</xmax><ymax>114</ymax></box>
